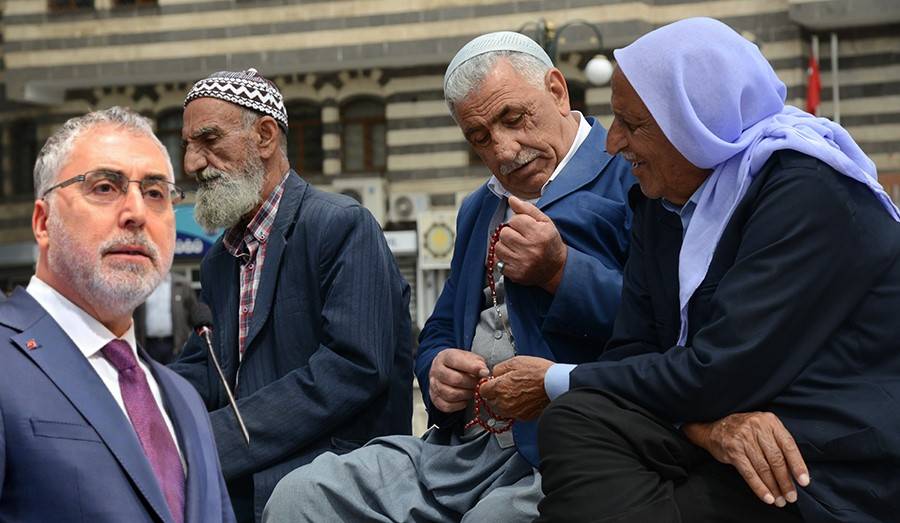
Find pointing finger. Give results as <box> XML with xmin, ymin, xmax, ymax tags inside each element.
<box><xmin>508</xmin><ymin>196</ymin><xmax>549</xmax><ymax>222</ymax></box>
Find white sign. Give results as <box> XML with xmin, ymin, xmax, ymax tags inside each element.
<box><xmin>384</xmin><ymin>230</ymin><xmax>418</xmax><ymax>255</ymax></box>
<box><xmin>418</xmin><ymin>210</ymin><xmax>457</xmax><ymax>270</ymax></box>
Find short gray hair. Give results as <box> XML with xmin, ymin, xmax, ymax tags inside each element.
<box><xmin>33</xmin><ymin>106</ymin><xmax>172</xmax><ymax>198</ymax></box>
<box><xmin>239</xmin><ymin>107</ymin><xmax>289</xmax><ymax>157</ymax></box>
<box><xmin>444</xmin><ymin>51</ymin><xmax>551</xmax><ymax>119</ymax></box>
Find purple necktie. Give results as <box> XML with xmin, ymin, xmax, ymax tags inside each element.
<box><xmin>102</xmin><ymin>339</ymin><xmax>185</xmax><ymax>523</ymax></box>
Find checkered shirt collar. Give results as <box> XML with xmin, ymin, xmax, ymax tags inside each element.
<box><xmin>223</xmin><ymin>171</ymin><xmax>290</xmax><ymax>258</ymax></box>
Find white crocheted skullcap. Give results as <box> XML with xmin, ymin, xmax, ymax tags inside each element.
<box><xmin>184</xmin><ymin>68</ymin><xmax>288</xmax><ymax>132</ymax></box>
<box><xmin>443</xmin><ymin>31</ymin><xmax>553</xmax><ymax>92</ymax></box>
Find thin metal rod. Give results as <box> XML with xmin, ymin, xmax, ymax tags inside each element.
<box><xmin>201</xmin><ymin>327</ymin><xmax>251</xmax><ymax>446</ymax></box>
<box><xmin>811</xmin><ymin>34</ymin><xmax>819</xmax><ymax>65</ymax></box>
<box><xmin>831</xmin><ymin>32</ymin><xmax>840</xmax><ymax>124</ymax></box>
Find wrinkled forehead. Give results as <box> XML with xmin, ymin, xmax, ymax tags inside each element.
<box><xmin>67</xmin><ymin>124</ymin><xmax>174</xmax><ymax>182</ymax></box>
<box><xmin>456</xmin><ymin>61</ymin><xmax>547</xmax><ymax>127</ymax></box>
<box><xmin>182</xmin><ymin>97</ymin><xmax>245</xmax><ymax>133</ymax></box>
<box><xmin>610</xmin><ymin>68</ymin><xmax>649</xmax><ymax>114</ymax></box>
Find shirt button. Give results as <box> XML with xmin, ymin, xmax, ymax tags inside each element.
<box><xmin>241</xmin><ymin>306</ymin><xmax>249</xmax><ymax>313</ymax></box>
<box><xmin>247</xmin><ymin>263</ymin><xmax>254</xmax><ymax>269</ymax></box>
<box><xmin>487</xmin><ymin>418</ymin><xmax>497</xmax><ymax>428</ymax></box>
<box><xmin>493</xmin><ymin>330</ymin><xmax>503</xmax><ymax>340</ymax></box>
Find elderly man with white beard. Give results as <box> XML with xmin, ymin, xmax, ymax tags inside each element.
<box><xmin>0</xmin><ymin>107</ymin><xmax>234</xmax><ymax>522</ymax></box>
<box><xmin>169</xmin><ymin>68</ymin><xmax>414</xmax><ymax>523</ymax></box>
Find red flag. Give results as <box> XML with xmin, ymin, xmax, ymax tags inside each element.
<box><xmin>806</xmin><ymin>54</ymin><xmax>821</xmax><ymax>115</ymax></box>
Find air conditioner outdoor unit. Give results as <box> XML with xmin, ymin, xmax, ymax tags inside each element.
<box><xmin>331</xmin><ymin>178</ymin><xmax>386</xmax><ymax>225</ymax></box>
<box><xmin>389</xmin><ymin>192</ymin><xmax>430</xmax><ymax>223</ymax></box>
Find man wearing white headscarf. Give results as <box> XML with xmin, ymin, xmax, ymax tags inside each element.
<box><xmin>487</xmin><ymin>17</ymin><xmax>900</xmax><ymax>523</ymax></box>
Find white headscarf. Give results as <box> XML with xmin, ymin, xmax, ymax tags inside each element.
<box><xmin>614</xmin><ymin>17</ymin><xmax>900</xmax><ymax>346</ymax></box>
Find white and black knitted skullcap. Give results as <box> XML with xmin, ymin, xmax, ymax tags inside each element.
<box><xmin>184</xmin><ymin>68</ymin><xmax>288</xmax><ymax>131</ymax></box>
<box><xmin>444</xmin><ymin>31</ymin><xmax>553</xmax><ymax>92</ymax></box>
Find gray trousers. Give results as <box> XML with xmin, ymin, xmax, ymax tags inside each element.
<box><xmin>263</xmin><ymin>429</ymin><xmax>542</xmax><ymax>522</ymax></box>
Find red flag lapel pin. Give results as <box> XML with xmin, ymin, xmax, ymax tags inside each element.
<box><xmin>26</xmin><ymin>338</ymin><xmax>39</xmax><ymax>350</ymax></box>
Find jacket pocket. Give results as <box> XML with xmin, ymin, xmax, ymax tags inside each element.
<box><xmin>31</xmin><ymin>419</ymin><xmax>102</xmax><ymax>443</ymax></box>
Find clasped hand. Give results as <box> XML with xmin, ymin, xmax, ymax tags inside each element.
<box><xmin>429</xmin><ymin>351</ymin><xmax>553</xmax><ymax>421</ymax></box>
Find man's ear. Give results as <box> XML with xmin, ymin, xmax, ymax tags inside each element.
<box><xmin>254</xmin><ymin>116</ymin><xmax>282</xmax><ymax>160</ymax></box>
<box><xmin>545</xmin><ymin>68</ymin><xmax>571</xmax><ymax>115</ymax></box>
<box><xmin>33</xmin><ymin>199</ymin><xmax>50</xmax><ymax>250</ymax></box>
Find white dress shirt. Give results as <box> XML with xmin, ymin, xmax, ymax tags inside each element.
<box><xmin>26</xmin><ymin>276</ymin><xmax>186</xmax><ymax>470</ymax></box>
<box><xmin>144</xmin><ymin>272</ymin><xmax>174</xmax><ymax>338</ymax></box>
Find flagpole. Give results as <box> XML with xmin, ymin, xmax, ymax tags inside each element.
<box><xmin>807</xmin><ymin>34</ymin><xmax>821</xmax><ymax>116</ymax></box>
<box><xmin>831</xmin><ymin>32</ymin><xmax>841</xmax><ymax>124</ymax></box>
<box><xmin>811</xmin><ymin>34</ymin><xmax>819</xmax><ymax>74</ymax></box>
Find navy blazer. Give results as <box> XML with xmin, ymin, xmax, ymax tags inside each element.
<box><xmin>171</xmin><ymin>172</ymin><xmax>413</xmax><ymax>522</ymax></box>
<box><xmin>571</xmin><ymin>151</ymin><xmax>900</xmax><ymax>522</ymax></box>
<box><xmin>416</xmin><ymin>118</ymin><xmax>635</xmax><ymax>466</ymax></box>
<box><xmin>0</xmin><ymin>289</ymin><xmax>235</xmax><ymax>523</ymax></box>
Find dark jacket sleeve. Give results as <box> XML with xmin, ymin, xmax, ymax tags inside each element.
<box><xmin>601</xmin><ymin>192</ymin><xmax>671</xmax><ymax>360</ymax></box>
<box><xmin>207</xmin><ymin>205</ymin><xmax>408</xmax><ymax>480</ymax></box>
<box><xmin>0</xmin><ymin>399</ymin><xmax>6</xmax><ymax>496</ymax></box>
<box><xmin>570</xmin><ymin>165</ymin><xmax>874</xmax><ymax>422</ymax></box>
<box><xmin>540</xmin><ymin>156</ymin><xmax>634</xmax><ymax>344</ymax></box>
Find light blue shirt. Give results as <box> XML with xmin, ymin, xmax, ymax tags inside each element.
<box><xmin>543</xmin><ymin>178</ymin><xmax>709</xmax><ymax>400</ymax></box>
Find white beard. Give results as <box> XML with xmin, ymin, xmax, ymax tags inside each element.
<box><xmin>46</xmin><ymin>208</ymin><xmax>169</xmax><ymax>318</ymax></box>
<box><xmin>193</xmin><ymin>153</ymin><xmax>267</xmax><ymax>233</ymax></box>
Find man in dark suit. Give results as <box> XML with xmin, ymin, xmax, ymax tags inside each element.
<box><xmin>485</xmin><ymin>19</ymin><xmax>900</xmax><ymax>523</ymax></box>
<box><xmin>0</xmin><ymin>107</ymin><xmax>234</xmax><ymax>522</ymax></box>
<box><xmin>263</xmin><ymin>31</ymin><xmax>635</xmax><ymax>523</ymax></box>
<box><xmin>169</xmin><ymin>68</ymin><xmax>413</xmax><ymax>523</ymax></box>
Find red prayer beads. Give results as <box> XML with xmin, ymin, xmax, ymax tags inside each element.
<box><xmin>486</xmin><ymin>223</ymin><xmax>514</xmax><ymax>345</ymax></box>
<box><xmin>487</xmin><ymin>223</ymin><xmax>507</xmax><ymax>300</ymax></box>
<box><xmin>463</xmin><ymin>223</ymin><xmax>517</xmax><ymax>434</ymax></box>
<box><xmin>464</xmin><ymin>377</ymin><xmax>514</xmax><ymax>434</ymax></box>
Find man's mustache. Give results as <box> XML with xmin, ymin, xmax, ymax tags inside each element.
<box><xmin>194</xmin><ymin>168</ymin><xmax>226</xmax><ymax>184</ymax></box>
<box><xmin>100</xmin><ymin>234</ymin><xmax>160</xmax><ymax>264</ymax></box>
<box><xmin>499</xmin><ymin>148</ymin><xmax>541</xmax><ymax>176</ymax></box>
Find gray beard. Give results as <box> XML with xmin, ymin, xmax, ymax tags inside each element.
<box><xmin>193</xmin><ymin>155</ymin><xmax>267</xmax><ymax>233</ymax></box>
<box><xmin>46</xmin><ymin>208</ymin><xmax>169</xmax><ymax>318</ymax></box>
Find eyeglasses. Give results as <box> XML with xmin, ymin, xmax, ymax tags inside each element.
<box><xmin>41</xmin><ymin>169</ymin><xmax>185</xmax><ymax>210</ymax></box>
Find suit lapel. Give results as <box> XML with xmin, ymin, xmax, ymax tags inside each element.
<box><xmin>150</xmin><ymin>360</ymin><xmax>202</xmax><ymax>523</ymax></box>
<box><xmin>538</xmin><ymin>118</ymin><xmax>613</xmax><ymax>211</ymax></box>
<box><xmin>6</xmin><ymin>291</ymin><xmax>174</xmax><ymax>523</ymax></box>
<box><xmin>461</xmin><ymin>192</ymin><xmax>500</xmax><ymax>347</ymax></box>
<box><xmin>243</xmin><ymin>173</ymin><xmax>306</xmax><ymax>354</ymax></box>
<box><xmin>203</xmin><ymin>244</ymin><xmax>241</xmax><ymax>386</ymax></box>
<box><xmin>654</xmin><ymin>206</ymin><xmax>684</xmax><ymax>341</ymax></box>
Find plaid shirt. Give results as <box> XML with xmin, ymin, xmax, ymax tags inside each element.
<box><xmin>222</xmin><ymin>172</ymin><xmax>290</xmax><ymax>357</ymax></box>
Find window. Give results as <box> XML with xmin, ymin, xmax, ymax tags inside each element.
<box><xmin>112</xmin><ymin>0</ymin><xmax>157</xmax><ymax>6</ymax></box>
<box><xmin>1</xmin><ymin>119</ymin><xmax>39</xmax><ymax>199</ymax></box>
<box><xmin>48</xmin><ymin>0</ymin><xmax>93</xmax><ymax>11</ymax></box>
<box><xmin>286</xmin><ymin>102</ymin><xmax>323</xmax><ymax>175</ymax></box>
<box><xmin>341</xmin><ymin>98</ymin><xmax>386</xmax><ymax>173</ymax></box>
<box><xmin>157</xmin><ymin>110</ymin><xmax>185</xmax><ymax>182</ymax></box>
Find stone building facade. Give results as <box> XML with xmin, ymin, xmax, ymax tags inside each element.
<box><xmin>1</xmin><ymin>0</ymin><xmax>898</xmax><ymax>314</ymax></box>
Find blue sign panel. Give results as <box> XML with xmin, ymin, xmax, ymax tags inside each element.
<box><xmin>174</xmin><ymin>204</ymin><xmax>222</xmax><ymax>259</ymax></box>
